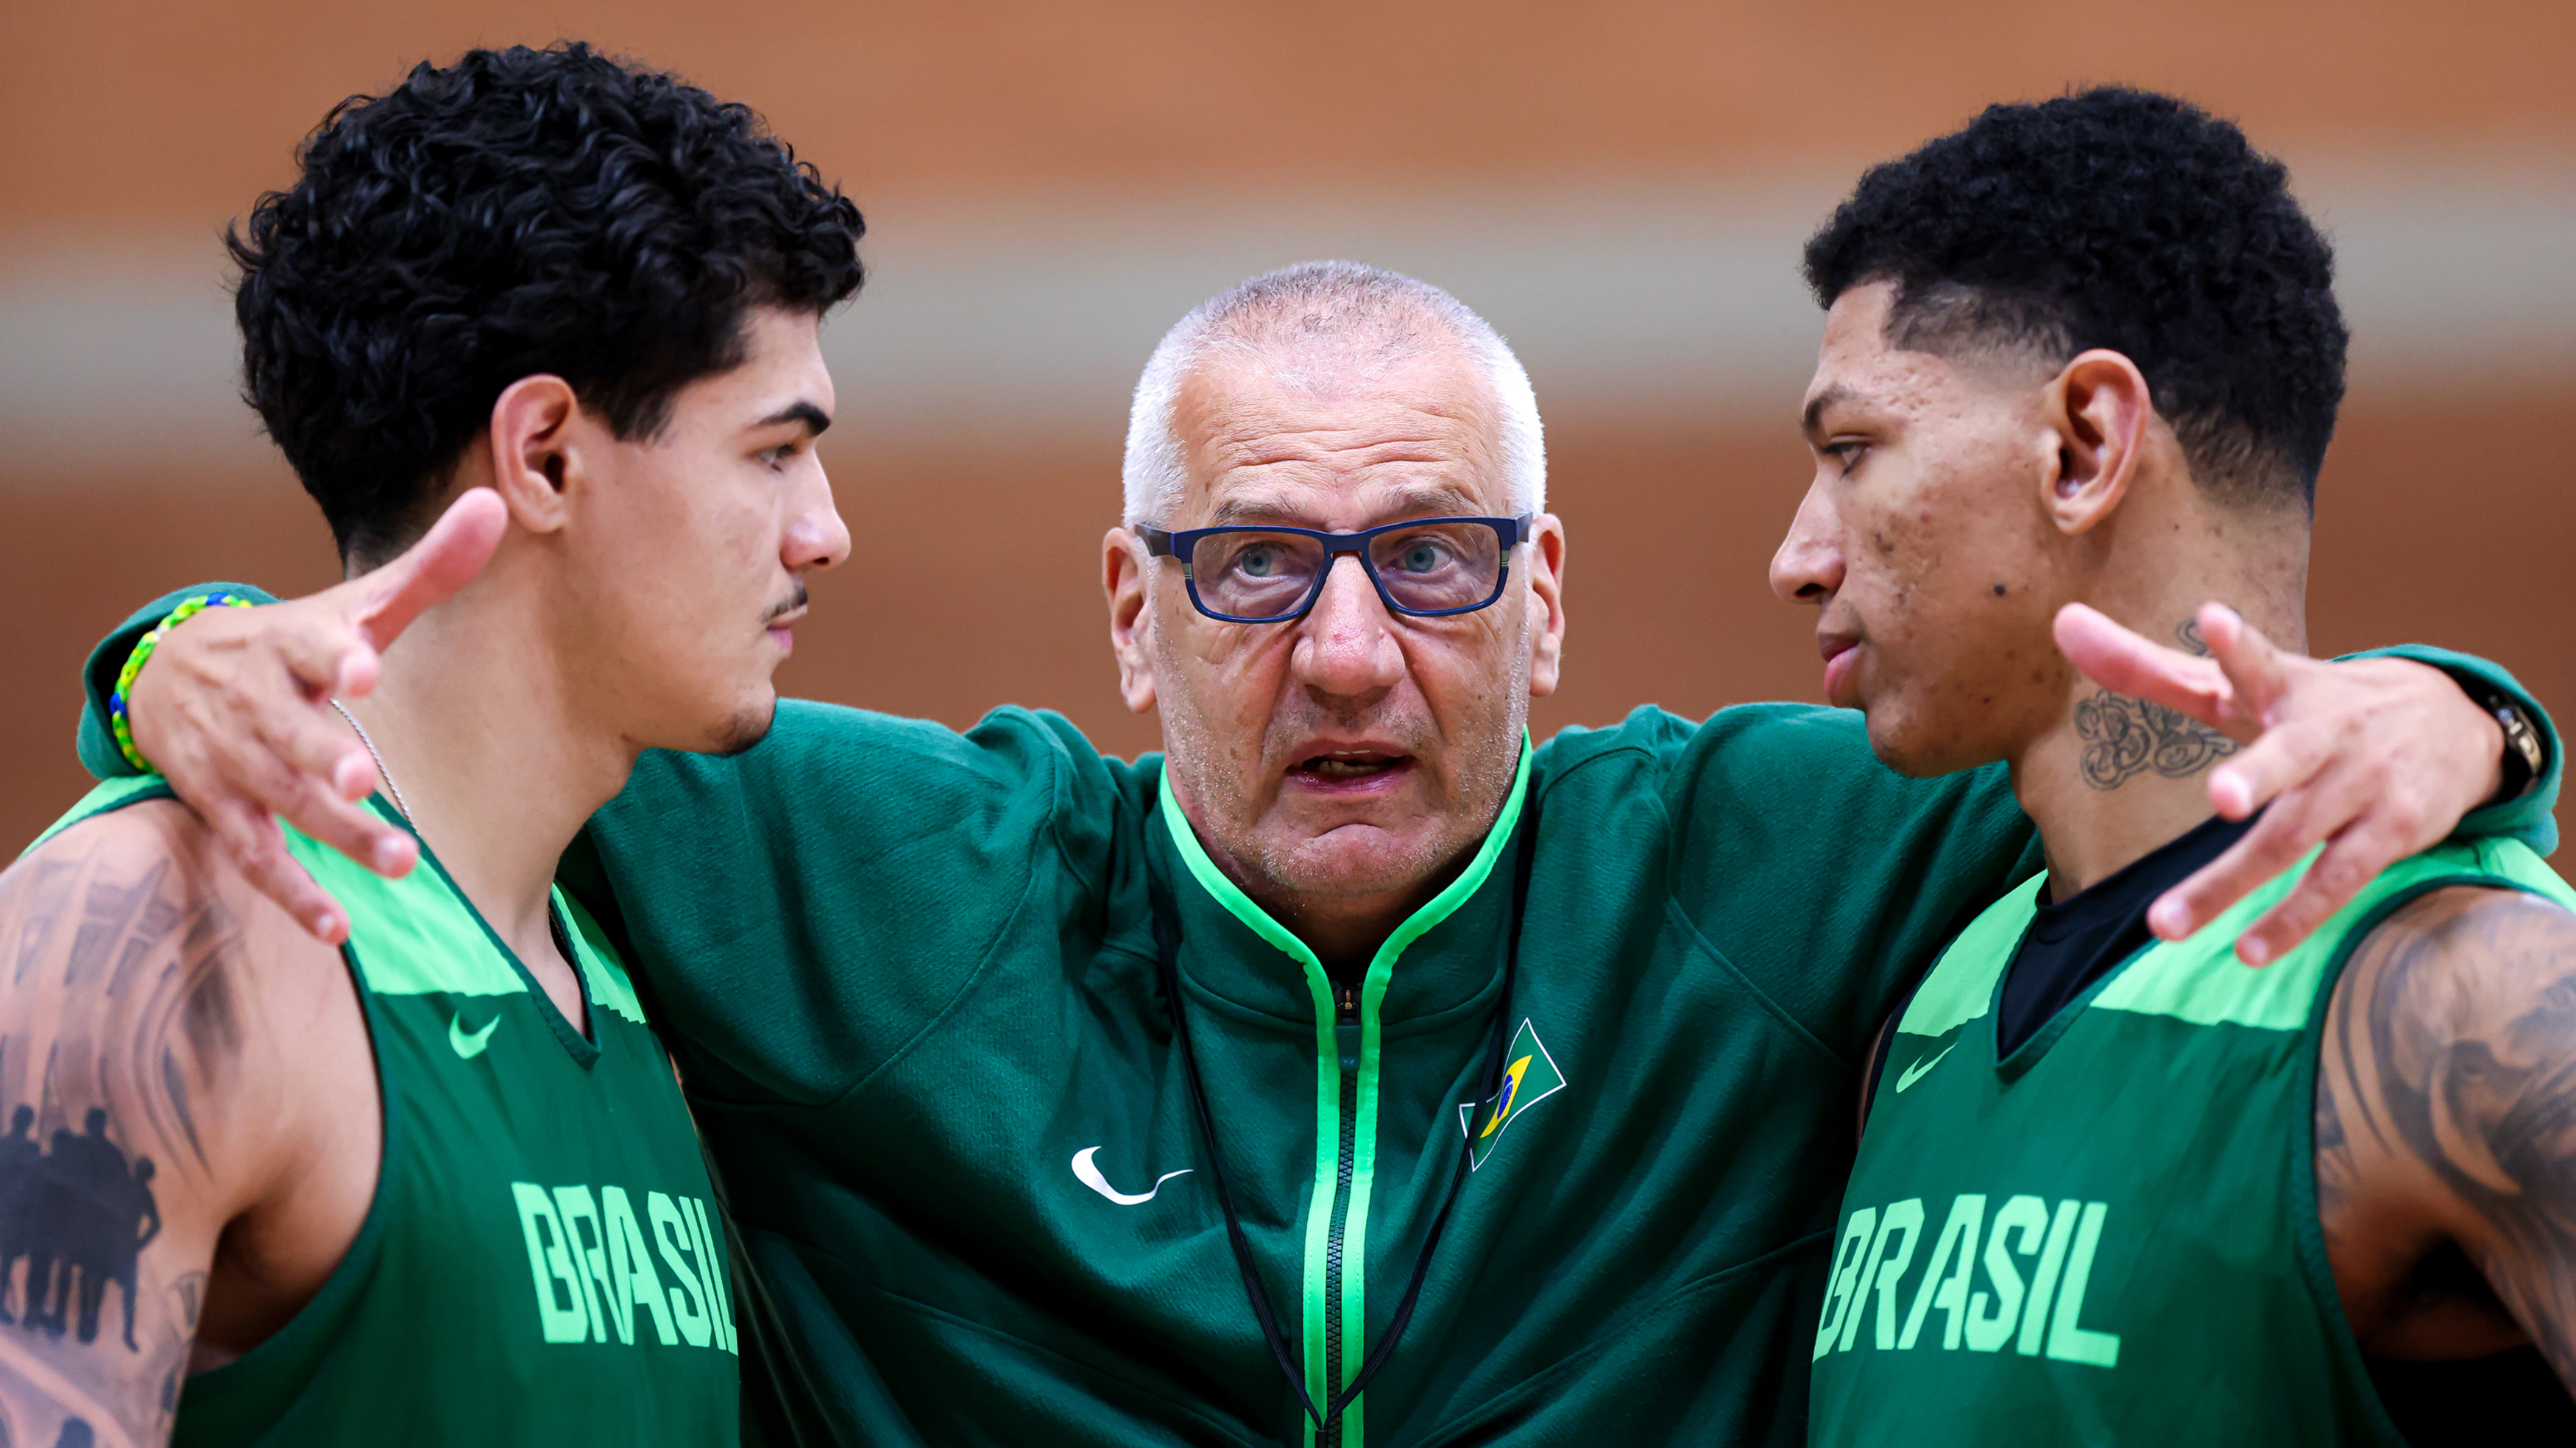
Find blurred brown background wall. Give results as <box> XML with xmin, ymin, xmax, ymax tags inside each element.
<box><xmin>3</xmin><ymin>1</ymin><xmax>2570</xmax><ymax>848</ymax></box>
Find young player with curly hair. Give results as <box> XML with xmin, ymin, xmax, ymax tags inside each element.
<box><xmin>0</xmin><ymin>43</ymin><xmax>860</xmax><ymax>1447</ymax></box>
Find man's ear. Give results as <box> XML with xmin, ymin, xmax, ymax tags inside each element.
<box><xmin>1103</xmin><ymin>527</ymin><xmax>1158</xmax><ymax>714</ymax></box>
<box><xmin>484</xmin><ymin>375</ymin><xmax>584</xmax><ymax>536</ymax></box>
<box><xmin>2042</xmin><ymin>349</ymin><xmax>2154</xmax><ymax>536</ymax></box>
<box><xmin>1525</xmin><ymin>514</ymin><xmax>1568</xmax><ymax>698</ymax></box>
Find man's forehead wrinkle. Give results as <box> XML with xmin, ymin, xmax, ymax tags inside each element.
<box><xmin>1204</xmin><ymin>480</ymin><xmax>1482</xmax><ymax>528</ymax></box>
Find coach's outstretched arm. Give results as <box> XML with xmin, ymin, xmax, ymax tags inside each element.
<box><xmin>64</xmin><ymin>567</ymin><xmax>2558</xmax><ymax>964</ymax></box>
<box><xmin>2318</xmin><ymin>883</ymin><xmax>2576</xmax><ymax>1386</ymax></box>
<box><xmin>2059</xmin><ymin>602</ymin><xmax>2558</xmax><ymax>965</ymax></box>
<box><xmin>0</xmin><ymin>800</ymin><xmax>362</xmax><ymax>1447</ymax></box>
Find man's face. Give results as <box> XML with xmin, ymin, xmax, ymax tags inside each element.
<box><xmin>1769</xmin><ymin>283</ymin><xmax>2073</xmax><ymax>776</ymax></box>
<box><xmin>1106</xmin><ymin>345</ymin><xmax>1566</xmax><ymax>913</ymax></box>
<box><xmin>561</xmin><ymin>305</ymin><xmax>849</xmax><ymax>756</ymax></box>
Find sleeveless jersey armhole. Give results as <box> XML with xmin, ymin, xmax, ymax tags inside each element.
<box><xmin>1858</xmin><ymin>973</ymin><xmax>1925</xmax><ymax>1132</ymax></box>
<box><xmin>15</xmin><ymin>779</ymin><xmax>403</xmax><ymax>1416</ymax></box>
<box><xmin>171</xmin><ymin>937</ymin><xmax>402</xmax><ymax>1425</ymax></box>
<box><xmin>2289</xmin><ymin>863</ymin><xmax>2576</xmax><ymax>1448</ymax></box>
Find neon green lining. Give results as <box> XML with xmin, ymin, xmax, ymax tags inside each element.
<box><xmin>283</xmin><ymin>831</ymin><xmax>526</xmax><ymax>997</ymax></box>
<box><xmin>1153</xmin><ymin>776</ymin><xmax>1340</xmax><ymax>1432</ymax></box>
<box><xmin>2096</xmin><ymin>840</ymin><xmax>2573</xmax><ymax>1029</ymax></box>
<box><xmin>559</xmin><ymin>892</ymin><xmax>647</xmax><ymax>1024</ymax></box>
<box><xmin>1156</xmin><ymin>739</ymin><xmax>1532</xmax><ymax>1448</ymax></box>
<box><xmin>21</xmin><ymin>776</ymin><xmax>174</xmax><ymax>857</ymax></box>
<box><xmin>1897</xmin><ymin>875</ymin><xmax>2040</xmax><ymax>1037</ymax></box>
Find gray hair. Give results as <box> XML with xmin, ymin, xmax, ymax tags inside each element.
<box><xmin>1120</xmin><ymin>260</ymin><xmax>1546</xmax><ymax>525</ymax></box>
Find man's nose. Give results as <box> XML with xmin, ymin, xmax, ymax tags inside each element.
<box><xmin>1291</xmin><ymin>554</ymin><xmax>1406</xmax><ymax>699</ymax></box>
<box><xmin>785</xmin><ymin>460</ymin><xmax>852</xmax><ymax>573</ymax></box>
<box><xmin>1769</xmin><ymin>483</ymin><xmax>1844</xmax><ymax>604</ymax></box>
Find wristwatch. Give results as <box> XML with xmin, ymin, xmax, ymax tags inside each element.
<box><xmin>2474</xmin><ymin>686</ymin><xmax>2547</xmax><ymax>807</ymax></box>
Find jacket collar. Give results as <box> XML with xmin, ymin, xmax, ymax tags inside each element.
<box><xmin>1153</xmin><ymin>740</ymin><xmax>1532</xmax><ymax>1029</ymax></box>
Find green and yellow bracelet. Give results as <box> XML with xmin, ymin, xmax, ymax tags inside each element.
<box><xmin>109</xmin><ymin>592</ymin><xmax>254</xmax><ymax>773</ymax></box>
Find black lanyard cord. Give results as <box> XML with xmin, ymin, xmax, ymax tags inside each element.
<box><xmin>1154</xmin><ymin>812</ymin><xmax>1534</xmax><ymax>1438</ymax></box>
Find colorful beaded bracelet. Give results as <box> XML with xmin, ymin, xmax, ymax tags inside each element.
<box><xmin>110</xmin><ymin>592</ymin><xmax>254</xmax><ymax>773</ymax></box>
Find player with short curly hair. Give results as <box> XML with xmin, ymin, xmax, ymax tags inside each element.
<box><xmin>1783</xmin><ymin>88</ymin><xmax>2576</xmax><ymax>1443</ymax></box>
<box><xmin>0</xmin><ymin>42</ymin><xmax>858</xmax><ymax>1447</ymax></box>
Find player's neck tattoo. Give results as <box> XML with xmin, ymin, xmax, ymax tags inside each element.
<box><xmin>2073</xmin><ymin>619</ymin><xmax>2240</xmax><ymax>792</ymax></box>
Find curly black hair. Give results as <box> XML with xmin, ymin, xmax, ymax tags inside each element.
<box><xmin>1803</xmin><ymin>87</ymin><xmax>2345</xmax><ymax>511</ymax></box>
<box><xmin>230</xmin><ymin>42</ymin><xmax>866</xmax><ymax>564</ymax></box>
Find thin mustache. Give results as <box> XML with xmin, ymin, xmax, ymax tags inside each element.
<box><xmin>762</xmin><ymin>584</ymin><xmax>810</xmax><ymax>625</ymax></box>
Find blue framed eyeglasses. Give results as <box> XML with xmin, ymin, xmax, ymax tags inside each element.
<box><xmin>1138</xmin><ymin>514</ymin><xmax>1535</xmax><ymax>624</ymax></box>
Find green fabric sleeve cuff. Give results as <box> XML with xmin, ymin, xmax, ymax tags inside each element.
<box><xmin>78</xmin><ymin>581</ymin><xmax>281</xmax><ymax>781</ymax></box>
<box><xmin>2340</xmin><ymin>643</ymin><xmax>2561</xmax><ymax>859</ymax></box>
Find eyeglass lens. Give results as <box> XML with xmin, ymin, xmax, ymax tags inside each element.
<box><xmin>1190</xmin><ymin>522</ymin><xmax>1505</xmax><ymax>620</ymax></box>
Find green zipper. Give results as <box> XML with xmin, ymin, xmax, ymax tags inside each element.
<box><xmin>1157</xmin><ymin>745</ymin><xmax>1532</xmax><ymax>1448</ymax></box>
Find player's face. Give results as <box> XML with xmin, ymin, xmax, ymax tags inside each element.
<box><xmin>1125</xmin><ymin>348</ymin><xmax>1566</xmax><ymax>909</ymax></box>
<box><xmin>559</xmin><ymin>305</ymin><xmax>849</xmax><ymax>756</ymax></box>
<box><xmin>1769</xmin><ymin>283</ymin><xmax>2074</xmax><ymax>776</ymax></box>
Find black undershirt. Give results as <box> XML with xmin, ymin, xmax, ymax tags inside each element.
<box><xmin>1868</xmin><ymin>807</ymin><xmax>2575</xmax><ymax>1443</ymax></box>
<box><xmin>1996</xmin><ymin>809</ymin><xmax>2257</xmax><ymax>1056</ymax></box>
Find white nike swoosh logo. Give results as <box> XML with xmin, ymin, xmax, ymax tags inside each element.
<box><xmin>1071</xmin><ymin>1146</ymin><xmax>1193</xmax><ymax>1206</ymax></box>
<box><xmin>1894</xmin><ymin>1040</ymin><xmax>1957</xmax><ymax>1093</ymax></box>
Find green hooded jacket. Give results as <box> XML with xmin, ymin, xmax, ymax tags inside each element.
<box><xmin>70</xmin><ymin>587</ymin><xmax>2561</xmax><ymax>1446</ymax></box>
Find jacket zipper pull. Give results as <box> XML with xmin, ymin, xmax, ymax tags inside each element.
<box><xmin>1335</xmin><ymin>981</ymin><xmax>1362</xmax><ymax>1073</ymax></box>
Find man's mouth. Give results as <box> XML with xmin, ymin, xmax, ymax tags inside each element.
<box><xmin>1286</xmin><ymin>746</ymin><xmax>1416</xmax><ymax>791</ymax></box>
<box><xmin>1819</xmin><ymin>631</ymin><xmax>1862</xmax><ymax>706</ymax></box>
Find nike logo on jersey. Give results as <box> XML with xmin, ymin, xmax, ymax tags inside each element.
<box><xmin>450</xmin><ymin>1011</ymin><xmax>499</xmax><ymax>1058</ymax></box>
<box><xmin>1071</xmin><ymin>1146</ymin><xmax>1192</xmax><ymax>1205</ymax></box>
<box><xmin>1894</xmin><ymin>1041</ymin><xmax>1956</xmax><ymax>1093</ymax></box>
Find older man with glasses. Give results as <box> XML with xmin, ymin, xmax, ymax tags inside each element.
<box><xmin>70</xmin><ymin>260</ymin><xmax>2555</xmax><ymax>1445</ymax></box>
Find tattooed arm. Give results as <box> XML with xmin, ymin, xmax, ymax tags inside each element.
<box><xmin>2318</xmin><ymin>884</ymin><xmax>2576</xmax><ymax>1378</ymax></box>
<box><xmin>0</xmin><ymin>802</ymin><xmax>374</xmax><ymax>1447</ymax></box>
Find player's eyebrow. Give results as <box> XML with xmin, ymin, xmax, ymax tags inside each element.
<box><xmin>756</xmin><ymin>400</ymin><xmax>833</xmax><ymax>437</ymax></box>
<box><xmin>1801</xmin><ymin>386</ymin><xmax>1853</xmax><ymax>443</ymax></box>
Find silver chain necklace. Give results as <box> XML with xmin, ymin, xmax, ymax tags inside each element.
<box><xmin>329</xmin><ymin>700</ymin><xmax>416</xmax><ymax>826</ymax></box>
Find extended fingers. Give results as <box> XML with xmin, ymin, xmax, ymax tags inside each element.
<box><xmin>219</xmin><ymin>725</ymin><xmax>415</xmax><ymax>877</ymax></box>
<box><xmin>2154</xmin><ymin>741</ymin><xmax>2400</xmax><ymax>959</ymax></box>
<box><xmin>2053</xmin><ymin>603</ymin><xmax>2233</xmax><ymax>728</ymax></box>
<box><xmin>2204</xmin><ymin>714</ymin><xmax>2337</xmax><ymax>820</ymax></box>
<box><xmin>2199</xmin><ymin>604</ymin><xmax>2293</xmax><ymax>728</ymax></box>
<box><xmin>207</xmin><ymin>802</ymin><xmax>350</xmax><ymax>943</ymax></box>
<box><xmin>2232</xmin><ymin>803</ymin><xmax>2434</xmax><ymax>967</ymax></box>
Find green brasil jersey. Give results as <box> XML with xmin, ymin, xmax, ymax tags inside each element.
<box><xmin>72</xmin><ymin>588</ymin><xmax>2564</xmax><ymax>1447</ymax></box>
<box><xmin>1811</xmin><ymin>836</ymin><xmax>2576</xmax><ymax>1446</ymax></box>
<box><xmin>30</xmin><ymin>779</ymin><xmax>741</xmax><ymax>1446</ymax></box>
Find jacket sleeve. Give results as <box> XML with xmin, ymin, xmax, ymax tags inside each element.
<box><xmin>77</xmin><ymin>583</ymin><xmax>280</xmax><ymax>781</ymax></box>
<box><xmin>69</xmin><ymin>581</ymin><xmax>1145</xmax><ymax>1104</ymax></box>
<box><xmin>1652</xmin><ymin>641</ymin><xmax>2561</xmax><ymax>1063</ymax></box>
<box><xmin>567</xmin><ymin>699</ymin><xmax>1140</xmax><ymax>1107</ymax></box>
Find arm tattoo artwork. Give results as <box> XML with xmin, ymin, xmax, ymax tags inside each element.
<box><xmin>0</xmin><ymin>826</ymin><xmax>241</xmax><ymax>1448</ymax></box>
<box><xmin>2074</xmin><ymin>618</ymin><xmax>2240</xmax><ymax>791</ymax></box>
<box><xmin>2318</xmin><ymin>887</ymin><xmax>2576</xmax><ymax>1383</ymax></box>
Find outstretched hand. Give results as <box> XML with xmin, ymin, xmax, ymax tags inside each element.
<box><xmin>2053</xmin><ymin>601</ymin><xmax>2508</xmax><ymax>965</ymax></box>
<box><xmin>128</xmin><ymin>489</ymin><xmax>509</xmax><ymax>942</ymax></box>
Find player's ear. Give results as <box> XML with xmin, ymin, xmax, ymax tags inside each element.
<box><xmin>485</xmin><ymin>375</ymin><xmax>584</xmax><ymax>536</ymax></box>
<box><xmin>2042</xmin><ymin>349</ymin><xmax>2154</xmax><ymax>536</ymax></box>
<box><xmin>1103</xmin><ymin>527</ymin><xmax>1158</xmax><ymax>713</ymax></box>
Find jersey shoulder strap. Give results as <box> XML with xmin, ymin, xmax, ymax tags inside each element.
<box><xmin>1894</xmin><ymin>837</ymin><xmax>2575</xmax><ymax>1043</ymax></box>
<box><xmin>19</xmin><ymin>775</ymin><xmax>179</xmax><ymax>858</ymax></box>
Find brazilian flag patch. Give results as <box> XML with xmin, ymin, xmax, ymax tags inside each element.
<box><xmin>1457</xmin><ymin>1019</ymin><xmax>1567</xmax><ymax>1170</ymax></box>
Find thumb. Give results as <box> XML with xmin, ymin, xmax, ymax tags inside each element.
<box><xmin>350</xmin><ymin>489</ymin><xmax>509</xmax><ymax>657</ymax></box>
